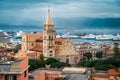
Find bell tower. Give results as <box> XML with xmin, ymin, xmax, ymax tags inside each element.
<box><xmin>43</xmin><ymin>10</ymin><xmax>55</xmax><ymax>57</ymax></box>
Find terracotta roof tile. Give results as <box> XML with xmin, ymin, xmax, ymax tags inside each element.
<box><xmin>7</xmin><ymin>55</ymin><xmax>15</xmax><ymax>60</ymax></box>
<box><xmin>31</xmin><ymin>46</ymin><xmax>43</xmax><ymax>52</ymax></box>
<box><xmin>0</xmin><ymin>48</ymin><xmax>7</xmax><ymax>52</ymax></box>
<box><xmin>108</xmin><ymin>69</ymin><xmax>120</xmax><ymax>76</ymax></box>
<box><xmin>26</xmin><ymin>52</ymin><xmax>37</xmax><ymax>56</ymax></box>
<box><xmin>36</xmin><ymin>37</ymin><xmax>43</xmax><ymax>41</ymax></box>
<box><xmin>24</xmin><ymin>33</ymin><xmax>43</xmax><ymax>37</ymax></box>
<box><xmin>54</xmin><ymin>38</ymin><xmax>67</xmax><ymax>42</ymax></box>
<box><xmin>106</xmin><ymin>49</ymin><xmax>113</xmax><ymax>53</ymax></box>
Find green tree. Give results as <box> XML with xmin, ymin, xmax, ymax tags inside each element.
<box><xmin>45</xmin><ymin>58</ymin><xmax>59</xmax><ymax>65</ymax></box>
<box><xmin>96</xmin><ymin>51</ymin><xmax>103</xmax><ymax>59</ymax></box>
<box><xmin>84</xmin><ymin>52</ymin><xmax>92</xmax><ymax>60</ymax></box>
<box><xmin>39</xmin><ymin>54</ymin><xmax>45</xmax><ymax>63</ymax></box>
<box><xmin>29</xmin><ymin>54</ymin><xmax>46</xmax><ymax>71</ymax></box>
<box><xmin>77</xmin><ymin>59</ymin><xmax>87</xmax><ymax>66</ymax></box>
<box><xmin>51</xmin><ymin>62</ymin><xmax>70</xmax><ymax>68</ymax></box>
<box><xmin>85</xmin><ymin>60</ymin><xmax>99</xmax><ymax>67</ymax></box>
<box><xmin>113</xmin><ymin>43</ymin><xmax>120</xmax><ymax>56</ymax></box>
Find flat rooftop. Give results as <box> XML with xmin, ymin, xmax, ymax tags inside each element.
<box><xmin>0</xmin><ymin>58</ymin><xmax>24</xmax><ymax>74</ymax></box>
<box><xmin>29</xmin><ymin>68</ymin><xmax>62</xmax><ymax>77</ymax></box>
<box><xmin>0</xmin><ymin>59</ymin><xmax>23</xmax><ymax>64</ymax></box>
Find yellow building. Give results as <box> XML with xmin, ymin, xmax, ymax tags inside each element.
<box><xmin>22</xmin><ymin>10</ymin><xmax>80</xmax><ymax>64</ymax></box>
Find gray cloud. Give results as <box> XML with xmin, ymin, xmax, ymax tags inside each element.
<box><xmin>0</xmin><ymin>0</ymin><xmax>120</xmax><ymax>25</ymax></box>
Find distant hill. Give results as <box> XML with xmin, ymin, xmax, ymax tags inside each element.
<box><xmin>0</xmin><ymin>18</ymin><xmax>120</xmax><ymax>31</ymax></box>
<box><xmin>55</xmin><ymin>17</ymin><xmax>120</xmax><ymax>29</ymax></box>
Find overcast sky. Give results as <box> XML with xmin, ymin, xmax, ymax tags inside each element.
<box><xmin>0</xmin><ymin>0</ymin><xmax>120</xmax><ymax>25</ymax></box>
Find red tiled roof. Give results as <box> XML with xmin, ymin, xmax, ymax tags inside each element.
<box><xmin>30</xmin><ymin>46</ymin><xmax>60</xmax><ymax>53</ymax></box>
<box><xmin>36</xmin><ymin>37</ymin><xmax>43</xmax><ymax>41</ymax></box>
<box><xmin>108</xmin><ymin>69</ymin><xmax>120</xmax><ymax>76</ymax></box>
<box><xmin>24</xmin><ymin>33</ymin><xmax>68</xmax><ymax>43</ymax></box>
<box><xmin>0</xmin><ymin>48</ymin><xmax>7</xmax><ymax>53</ymax></box>
<box><xmin>7</xmin><ymin>55</ymin><xmax>15</xmax><ymax>60</ymax></box>
<box><xmin>106</xmin><ymin>49</ymin><xmax>113</xmax><ymax>53</ymax></box>
<box><xmin>54</xmin><ymin>38</ymin><xmax>67</xmax><ymax>42</ymax></box>
<box><xmin>26</xmin><ymin>52</ymin><xmax>37</xmax><ymax>56</ymax></box>
<box><xmin>31</xmin><ymin>46</ymin><xmax>43</xmax><ymax>52</ymax></box>
<box><xmin>25</xmin><ymin>33</ymin><xmax>43</xmax><ymax>37</ymax></box>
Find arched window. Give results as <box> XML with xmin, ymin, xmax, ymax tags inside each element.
<box><xmin>49</xmin><ymin>54</ymin><xmax>53</xmax><ymax>56</ymax></box>
<box><xmin>31</xmin><ymin>43</ymin><xmax>34</xmax><ymax>46</ymax></box>
<box><xmin>66</xmin><ymin>55</ymin><xmax>69</xmax><ymax>63</ymax></box>
<box><xmin>49</xmin><ymin>36</ymin><xmax>51</xmax><ymax>39</ymax></box>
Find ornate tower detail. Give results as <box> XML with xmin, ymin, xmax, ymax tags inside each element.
<box><xmin>43</xmin><ymin>10</ymin><xmax>55</xmax><ymax>57</ymax></box>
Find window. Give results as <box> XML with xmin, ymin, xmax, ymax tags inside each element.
<box><xmin>66</xmin><ymin>55</ymin><xmax>69</xmax><ymax>63</ymax></box>
<box><xmin>0</xmin><ymin>75</ymin><xmax>2</xmax><ymax>78</ymax></box>
<box><xmin>49</xmin><ymin>36</ymin><xmax>51</xmax><ymax>39</ymax></box>
<box><xmin>50</xmin><ymin>54</ymin><xmax>53</xmax><ymax>56</ymax></box>
<box><xmin>31</xmin><ymin>43</ymin><xmax>34</xmax><ymax>46</ymax></box>
<box><xmin>24</xmin><ymin>70</ymin><xmax>27</xmax><ymax>77</ymax></box>
<box><xmin>66</xmin><ymin>58</ymin><xmax>69</xmax><ymax>63</ymax></box>
<box><xmin>13</xmin><ymin>76</ymin><xmax>17</xmax><ymax>80</ymax></box>
<box><xmin>49</xmin><ymin>35</ymin><xmax>53</xmax><ymax>40</ymax></box>
<box><xmin>5</xmin><ymin>75</ymin><xmax>16</xmax><ymax>80</ymax></box>
<box><xmin>23</xmin><ymin>38</ymin><xmax>25</xmax><ymax>41</ymax></box>
<box><xmin>50</xmin><ymin>51</ymin><xmax>53</xmax><ymax>53</ymax></box>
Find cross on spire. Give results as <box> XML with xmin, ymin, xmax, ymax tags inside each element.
<box><xmin>44</xmin><ymin>6</ymin><xmax>54</xmax><ymax>26</ymax></box>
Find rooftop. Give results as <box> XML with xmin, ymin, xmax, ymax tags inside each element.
<box><xmin>108</xmin><ymin>69</ymin><xmax>120</xmax><ymax>76</ymax></box>
<box><xmin>30</xmin><ymin>46</ymin><xmax>43</xmax><ymax>52</ymax></box>
<box><xmin>88</xmin><ymin>74</ymin><xmax>109</xmax><ymax>80</ymax></box>
<box><xmin>54</xmin><ymin>38</ymin><xmax>67</xmax><ymax>43</ymax></box>
<box><xmin>29</xmin><ymin>68</ymin><xmax>62</xmax><ymax>77</ymax></box>
<box><xmin>24</xmin><ymin>33</ymin><xmax>43</xmax><ymax>37</ymax></box>
<box><xmin>0</xmin><ymin>58</ymin><xmax>27</xmax><ymax>74</ymax></box>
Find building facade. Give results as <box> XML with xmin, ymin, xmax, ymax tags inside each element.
<box><xmin>0</xmin><ymin>58</ymin><xmax>29</xmax><ymax>80</ymax></box>
<box><xmin>29</xmin><ymin>69</ymin><xmax>65</xmax><ymax>80</ymax></box>
<box><xmin>22</xmin><ymin>10</ymin><xmax>80</xmax><ymax>64</ymax></box>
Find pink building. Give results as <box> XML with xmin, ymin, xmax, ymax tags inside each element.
<box><xmin>29</xmin><ymin>69</ymin><xmax>65</xmax><ymax>80</ymax></box>
<box><xmin>0</xmin><ymin>58</ymin><xmax>29</xmax><ymax>80</ymax></box>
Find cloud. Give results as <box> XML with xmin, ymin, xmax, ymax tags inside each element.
<box><xmin>0</xmin><ymin>0</ymin><xmax>120</xmax><ymax>25</ymax></box>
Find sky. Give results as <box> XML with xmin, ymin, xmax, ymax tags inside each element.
<box><xmin>0</xmin><ymin>0</ymin><xmax>120</xmax><ymax>26</ymax></box>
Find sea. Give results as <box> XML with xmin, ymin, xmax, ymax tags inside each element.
<box><xmin>0</xmin><ymin>25</ymin><xmax>120</xmax><ymax>43</ymax></box>
<box><xmin>0</xmin><ymin>25</ymin><xmax>120</xmax><ymax>34</ymax></box>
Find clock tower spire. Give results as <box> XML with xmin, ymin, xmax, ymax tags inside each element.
<box><xmin>43</xmin><ymin>9</ymin><xmax>55</xmax><ymax>57</ymax></box>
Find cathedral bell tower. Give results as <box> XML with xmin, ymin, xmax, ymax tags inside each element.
<box><xmin>43</xmin><ymin>10</ymin><xmax>55</xmax><ymax>57</ymax></box>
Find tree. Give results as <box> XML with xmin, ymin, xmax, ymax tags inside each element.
<box><xmin>29</xmin><ymin>54</ymin><xmax>46</xmax><ymax>71</ymax></box>
<box><xmin>51</xmin><ymin>62</ymin><xmax>70</xmax><ymax>68</ymax></box>
<box><xmin>77</xmin><ymin>59</ymin><xmax>87</xmax><ymax>66</ymax></box>
<box><xmin>45</xmin><ymin>58</ymin><xmax>59</xmax><ymax>65</ymax></box>
<box><xmin>85</xmin><ymin>60</ymin><xmax>99</xmax><ymax>67</ymax></box>
<box><xmin>113</xmin><ymin>43</ymin><xmax>120</xmax><ymax>56</ymax></box>
<box><xmin>39</xmin><ymin>54</ymin><xmax>45</xmax><ymax>63</ymax></box>
<box><xmin>96</xmin><ymin>51</ymin><xmax>103</xmax><ymax>59</ymax></box>
<box><xmin>84</xmin><ymin>52</ymin><xmax>92</xmax><ymax>60</ymax></box>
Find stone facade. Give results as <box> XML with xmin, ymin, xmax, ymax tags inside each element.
<box><xmin>21</xmin><ymin>10</ymin><xmax>80</xmax><ymax>64</ymax></box>
<box><xmin>55</xmin><ymin>39</ymin><xmax>80</xmax><ymax>64</ymax></box>
<box><xmin>43</xmin><ymin>10</ymin><xmax>55</xmax><ymax>57</ymax></box>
